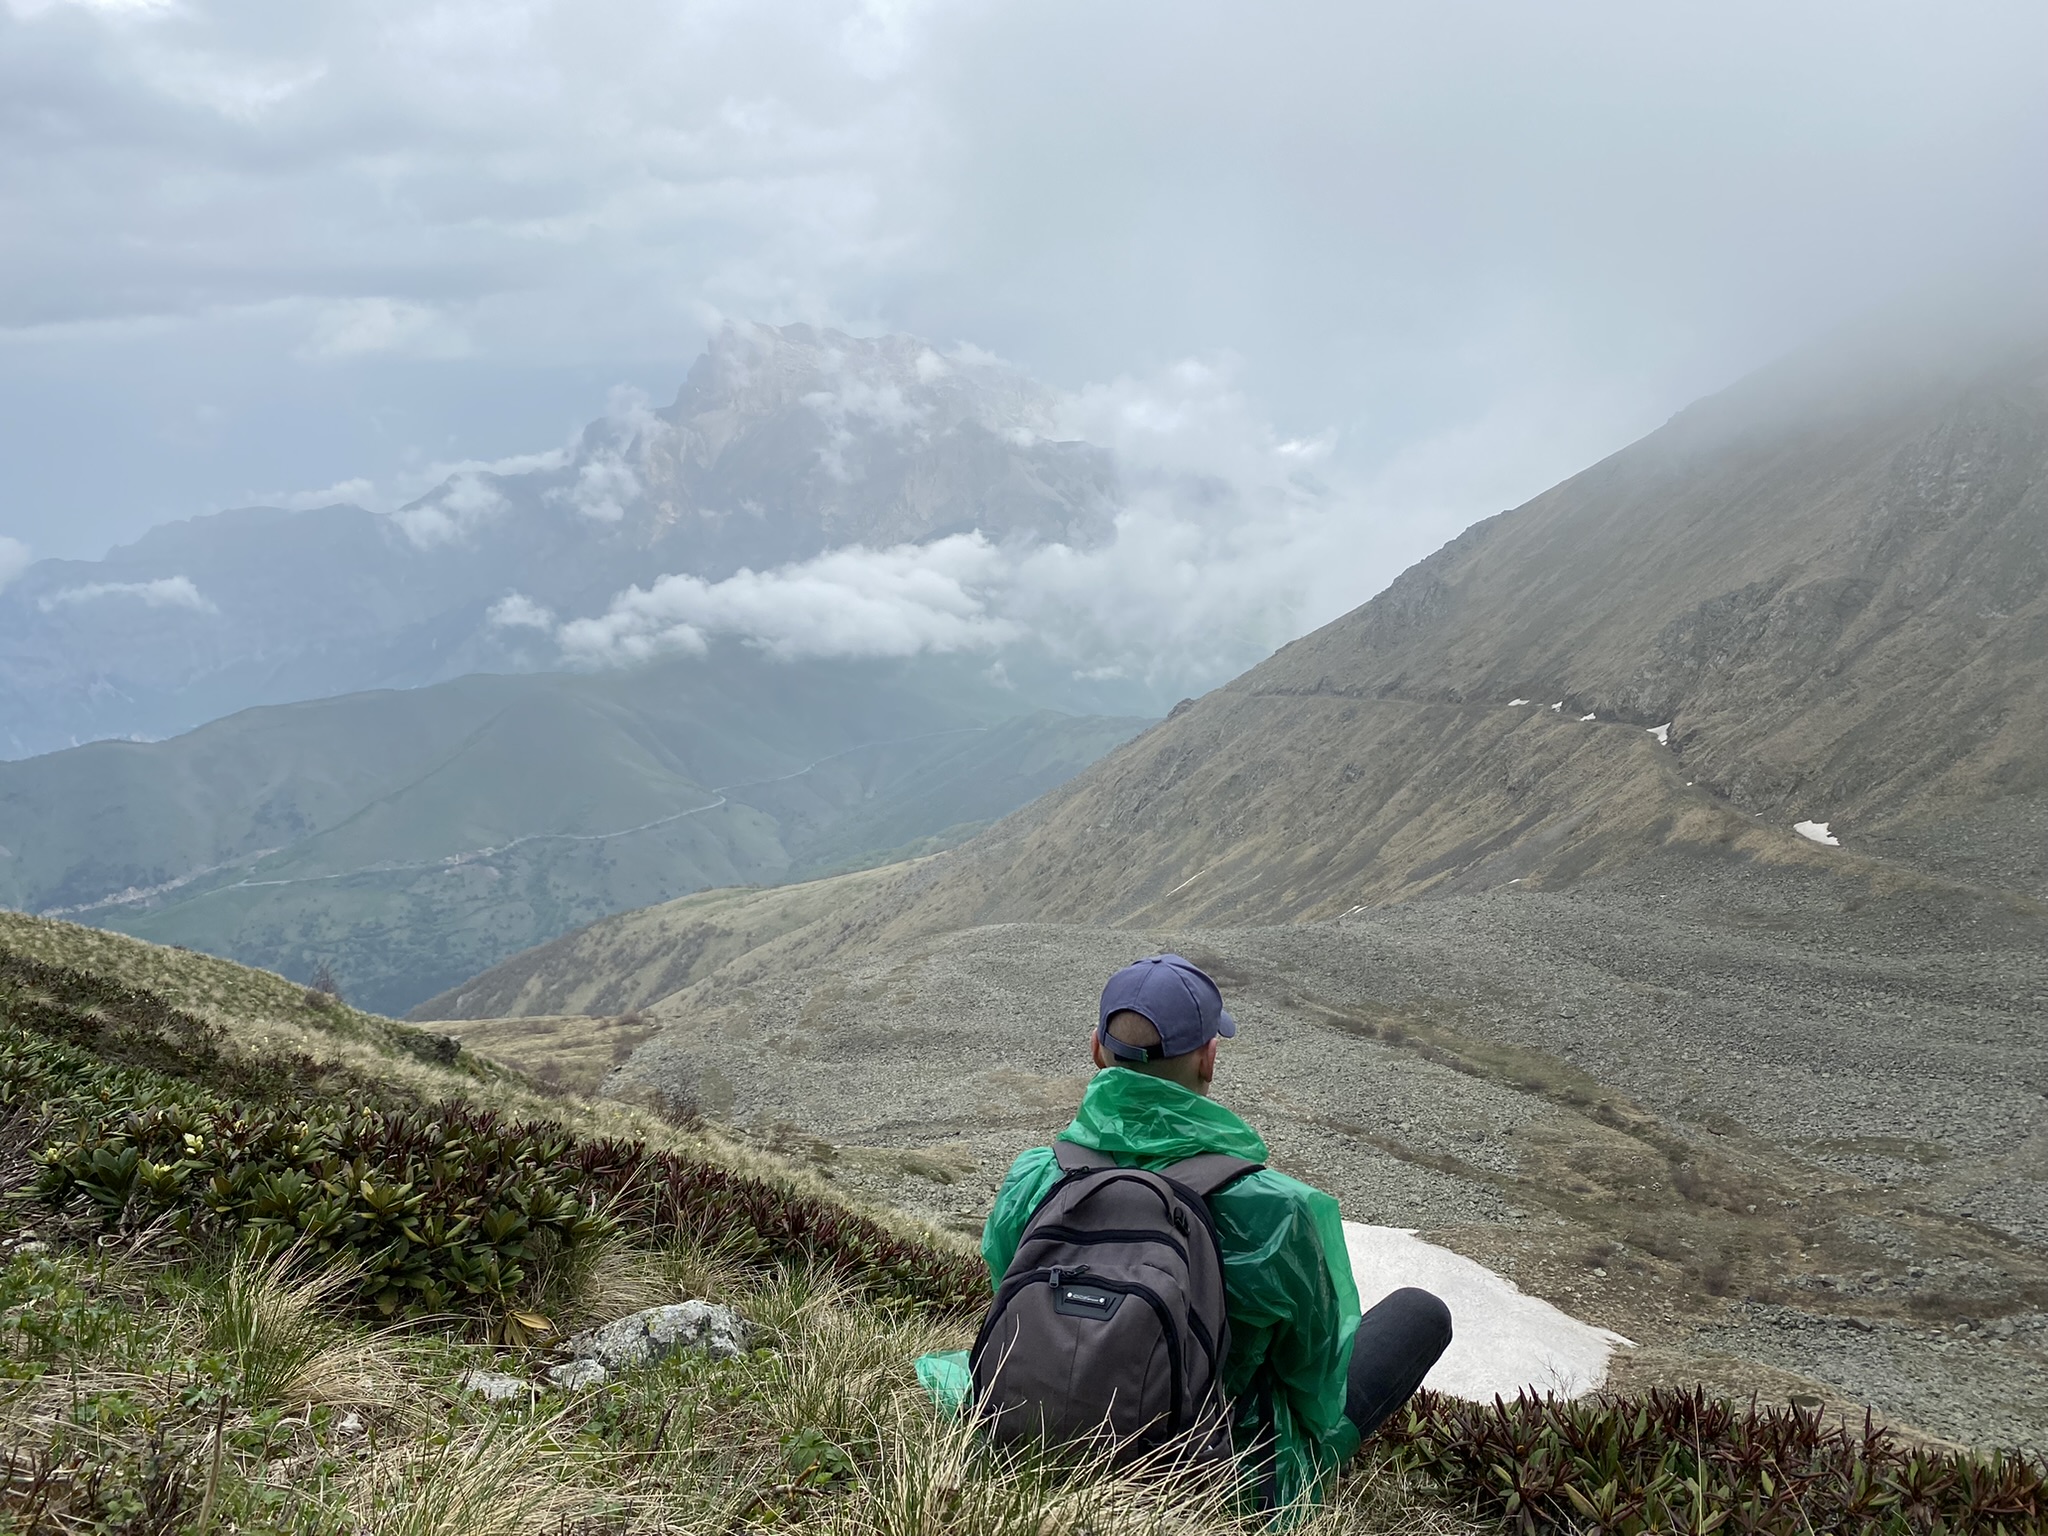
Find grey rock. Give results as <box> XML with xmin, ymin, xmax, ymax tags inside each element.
<box><xmin>566</xmin><ymin>1301</ymin><xmax>750</xmax><ymax>1372</ymax></box>
<box><xmin>456</xmin><ymin>1368</ymin><xmax>532</xmax><ymax>1404</ymax></box>
<box><xmin>545</xmin><ymin>1358</ymin><xmax>611</xmax><ymax>1391</ymax></box>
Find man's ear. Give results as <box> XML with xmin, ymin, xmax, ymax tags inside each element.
<box><xmin>1196</xmin><ymin>1038</ymin><xmax>1219</xmax><ymax>1088</ymax></box>
<box><xmin>1091</xmin><ymin>1032</ymin><xmax>1110</xmax><ymax>1070</ymax></box>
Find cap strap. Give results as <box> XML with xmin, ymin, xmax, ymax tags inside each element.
<box><xmin>1096</xmin><ymin>1022</ymin><xmax>1169</xmax><ymax>1062</ymax></box>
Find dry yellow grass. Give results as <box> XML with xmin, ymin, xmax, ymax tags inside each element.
<box><xmin>432</xmin><ymin>1013</ymin><xmax>661</xmax><ymax>1095</ymax></box>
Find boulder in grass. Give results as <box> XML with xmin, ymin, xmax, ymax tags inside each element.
<box><xmin>457</xmin><ymin>1368</ymin><xmax>532</xmax><ymax>1404</ymax></box>
<box><xmin>565</xmin><ymin>1300</ymin><xmax>749</xmax><ymax>1373</ymax></box>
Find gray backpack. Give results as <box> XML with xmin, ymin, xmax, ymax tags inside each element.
<box><xmin>970</xmin><ymin>1141</ymin><xmax>1261</xmax><ymax>1463</ymax></box>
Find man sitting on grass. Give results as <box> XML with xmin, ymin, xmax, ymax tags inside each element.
<box><xmin>918</xmin><ymin>953</ymin><xmax>1452</xmax><ymax>1516</ymax></box>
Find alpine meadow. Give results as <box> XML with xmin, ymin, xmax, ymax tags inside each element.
<box><xmin>4</xmin><ymin>3</ymin><xmax>2047</xmax><ymax>1532</ymax></box>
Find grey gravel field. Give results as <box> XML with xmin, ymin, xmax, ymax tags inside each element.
<box><xmin>616</xmin><ymin>850</ymin><xmax>2048</xmax><ymax>1451</ymax></box>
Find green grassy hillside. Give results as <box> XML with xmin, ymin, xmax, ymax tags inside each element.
<box><xmin>0</xmin><ymin>649</ymin><xmax>1148</xmax><ymax>1013</ymax></box>
<box><xmin>3</xmin><ymin>911</ymin><xmax>2040</xmax><ymax>1533</ymax></box>
<box><xmin>761</xmin><ymin>324</ymin><xmax>2048</xmax><ymax>952</ymax></box>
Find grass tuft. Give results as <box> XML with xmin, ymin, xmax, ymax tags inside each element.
<box><xmin>204</xmin><ymin>1241</ymin><xmax>404</xmax><ymax>1412</ymax></box>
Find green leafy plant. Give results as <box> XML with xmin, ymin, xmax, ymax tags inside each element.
<box><xmin>1371</xmin><ymin>1387</ymin><xmax>2047</xmax><ymax>1534</ymax></box>
<box><xmin>783</xmin><ymin>1427</ymin><xmax>859</xmax><ymax>1489</ymax></box>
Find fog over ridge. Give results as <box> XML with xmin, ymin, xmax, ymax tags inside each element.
<box><xmin>3</xmin><ymin>0</ymin><xmax>2041</xmax><ymax>579</ymax></box>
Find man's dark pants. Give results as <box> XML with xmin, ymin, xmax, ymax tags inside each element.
<box><xmin>1344</xmin><ymin>1287</ymin><xmax>1454</xmax><ymax>1440</ymax></box>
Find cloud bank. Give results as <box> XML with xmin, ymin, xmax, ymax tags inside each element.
<box><xmin>4</xmin><ymin>0</ymin><xmax>2041</xmax><ymax>567</ymax></box>
<box><xmin>554</xmin><ymin>534</ymin><xmax>1017</xmax><ymax>664</ymax></box>
<box><xmin>491</xmin><ymin>350</ymin><xmax>1417</xmax><ymax>694</ymax></box>
<box><xmin>38</xmin><ymin>575</ymin><xmax>217</xmax><ymax>614</ymax></box>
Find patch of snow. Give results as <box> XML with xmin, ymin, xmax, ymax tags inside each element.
<box><xmin>1507</xmin><ymin>698</ymin><xmax>1531</xmax><ymax>707</ymax></box>
<box><xmin>1578</xmin><ymin>713</ymin><xmax>1597</xmax><ymax>722</ymax></box>
<box><xmin>1648</xmin><ymin>724</ymin><xmax>1670</xmax><ymax>745</ymax></box>
<box><xmin>1344</xmin><ymin>1222</ymin><xmax>1631</xmax><ymax>1401</ymax></box>
<box><xmin>1793</xmin><ymin>820</ymin><xmax>1840</xmax><ymax>847</ymax></box>
<box><xmin>1550</xmin><ymin>702</ymin><xmax>1564</xmax><ymax>712</ymax></box>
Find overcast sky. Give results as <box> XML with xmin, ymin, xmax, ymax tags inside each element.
<box><xmin>2</xmin><ymin>0</ymin><xmax>2043</xmax><ymax>570</ymax></box>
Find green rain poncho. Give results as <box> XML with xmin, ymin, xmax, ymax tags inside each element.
<box><xmin>915</xmin><ymin>1068</ymin><xmax>1362</xmax><ymax>1517</ymax></box>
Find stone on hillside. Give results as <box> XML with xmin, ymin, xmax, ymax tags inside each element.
<box><xmin>457</xmin><ymin>1368</ymin><xmax>532</xmax><ymax>1404</ymax></box>
<box><xmin>566</xmin><ymin>1300</ymin><xmax>749</xmax><ymax>1372</ymax></box>
<box><xmin>545</xmin><ymin>1358</ymin><xmax>610</xmax><ymax>1391</ymax></box>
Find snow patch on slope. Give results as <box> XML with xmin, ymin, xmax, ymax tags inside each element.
<box><xmin>1344</xmin><ymin>1222</ymin><xmax>1631</xmax><ymax>1401</ymax></box>
<box><xmin>1793</xmin><ymin>820</ymin><xmax>1839</xmax><ymax>846</ymax></box>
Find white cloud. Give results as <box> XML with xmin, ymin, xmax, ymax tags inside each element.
<box><xmin>546</xmin><ymin>384</ymin><xmax>664</xmax><ymax>522</ymax></box>
<box><xmin>0</xmin><ymin>536</ymin><xmax>30</xmax><ymax>591</ymax></box>
<box><xmin>557</xmin><ymin>533</ymin><xmax>1019</xmax><ymax>664</ymax></box>
<box><xmin>562</xmin><ymin>453</ymin><xmax>639</xmax><ymax>522</ymax></box>
<box><xmin>38</xmin><ymin>575</ymin><xmax>216</xmax><ymax>613</ymax></box>
<box><xmin>389</xmin><ymin>472</ymin><xmax>512</xmax><ymax>548</ymax></box>
<box><xmin>487</xmin><ymin>592</ymin><xmax>555</xmax><ymax>630</ymax></box>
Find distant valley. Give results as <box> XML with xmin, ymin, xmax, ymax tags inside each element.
<box><xmin>0</xmin><ymin>648</ymin><xmax>1146</xmax><ymax>1013</ymax></box>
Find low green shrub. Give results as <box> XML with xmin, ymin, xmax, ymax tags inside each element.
<box><xmin>3</xmin><ymin>940</ymin><xmax>987</xmax><ymax>1319</ymax></box>
<box><xmin>1375</xmin><ymin>1386</ymin><xmax>2046</xmax><ymax>1534</ymax></box>
<box><xmin>17</xmin><ymin>1034</ymin><xmax>983</xmax><ymax>1319</ymax></box>
<box><xmin>34</xmin><ymin>1095</ymin><xmax>603</xmax><ymax>1318</ymax></box>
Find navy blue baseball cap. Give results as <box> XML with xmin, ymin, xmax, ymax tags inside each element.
<box><xmin>1097</xmin><ymin>954</ymin><xmax>1237</xmax><ymax>1062</ymax></box>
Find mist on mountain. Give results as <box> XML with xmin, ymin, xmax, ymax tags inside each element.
<box><xmin>0</xmin><ymin>323</ymin><xmax>1359</xmax><ymax>759</ymax></box>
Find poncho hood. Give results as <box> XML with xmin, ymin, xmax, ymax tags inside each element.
<box><xmin>1057</xmin><ymin>1067</ymin><xmax>1269</xmax><ymax>1164</ymax></box>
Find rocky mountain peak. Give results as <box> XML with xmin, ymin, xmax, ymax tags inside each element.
<box><xmin>0</xmin><ymin>324</ymin><xmax>1126</xmax><ymax>759</ymax></box>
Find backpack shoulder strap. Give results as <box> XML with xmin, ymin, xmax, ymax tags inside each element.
<box><xmin>1051</xmin><ymin>1140</ymin><xmax>1120</xmax><ymax>1174</ymax></box>
<box><xmin>1159</xmin><ymin>1152</ymin><xmax>1264</xmax><ymax>1197</ymax></box>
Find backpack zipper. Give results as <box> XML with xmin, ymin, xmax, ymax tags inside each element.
<box><xmin>1016</xmin><ymin>1224</ymin><xmax>1191</xmax><ymax>1265</ymax></box>
<box><xmin>1008</xmin><ymin>1233</ymin><xmax>1221</xmax><ymax>1386</ymax></box>
<box><xmin>972</xmin><ymin>1267</ymin><xmax>1187</xmax><ymax>1429</ymax></box>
